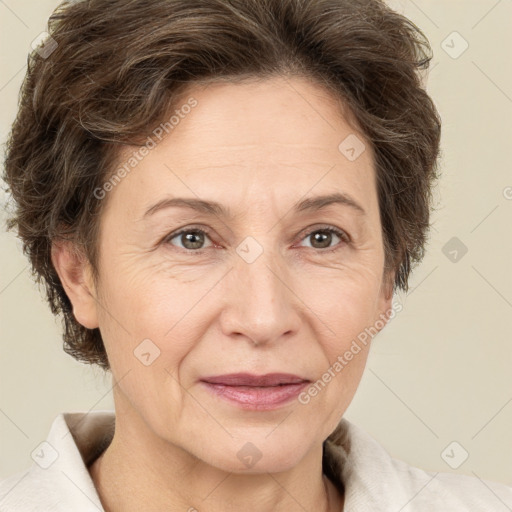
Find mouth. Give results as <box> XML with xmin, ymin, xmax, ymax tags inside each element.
<box><xmin>199</xmin><ymin>373</ymin><xmax>310</xmax><ymax>410</ymax></box>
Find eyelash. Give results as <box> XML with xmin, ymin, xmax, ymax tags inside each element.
<box><xmin>162</xmin><ymin>224</ymin><xmax>350</xmax><ymax>255</ymax></box>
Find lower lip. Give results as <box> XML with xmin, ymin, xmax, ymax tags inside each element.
<box><xmin>200</xmin><ymin>381</ymin><xmax>309</xmax><ymax>411</ymax></box>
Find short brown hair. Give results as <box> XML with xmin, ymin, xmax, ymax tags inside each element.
<box><xmin>3</xmin><ymin>0</ymin><xmax>441</xmax><ymax>370</ymax></box>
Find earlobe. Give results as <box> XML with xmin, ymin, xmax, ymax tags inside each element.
<box><xmin>51</xmin><ymin>240</ymin><xmax>99</xmax><ymax>330</ymax></box>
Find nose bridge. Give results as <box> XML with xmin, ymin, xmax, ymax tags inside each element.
<box><xmin>220</xmin><ymin>238</ymin><xmax>299</xmax><ymax>345</ymax></box>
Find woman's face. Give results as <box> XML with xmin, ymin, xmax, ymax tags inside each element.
<box><xmin>85</xmin><ymin>76</ymin><xmax>393</xmax><ymax>473</ymax></box>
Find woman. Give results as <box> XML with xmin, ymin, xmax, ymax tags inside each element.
<box><xmin>1</xmin><ymin>0</ymin><xmax>511</xmax><ymax>510</ymax></box>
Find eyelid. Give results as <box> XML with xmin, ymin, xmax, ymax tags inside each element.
<box><xmin>295</xmin><ymin>224</ymin><xmax>351</xmax><ymax>244</ymax></box>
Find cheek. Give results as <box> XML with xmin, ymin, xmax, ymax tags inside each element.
<box><xmin>96</xmin><ymin>265</ymin><xmax>208</xmax><ymax>382</ymax></box>
<box><xmin>301</xmin><ymin>270</ymin><xmax>382</xmax><ymax>349</ymax></box>
<box><xmin>318</xmin><ymin>286</ymin><xmax>376</xmax><ymax>399</ymax></box>
<box><xmin>97</xmin><ymin>249</ymin><xmax>176</xmax><ymax>330</ymax></box>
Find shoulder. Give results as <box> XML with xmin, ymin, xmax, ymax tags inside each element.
<box><xmin>0</xmin><ymin>468</ymin><xmax>46</xmax><ymax>512</ymax></box>
<box><xmin>0</xmin><ymin>411</ymin><xmax>114</xmax><ymax>511</ymax></box>
<box><xmin>324</xmin><ymin>418</ymin><xmax>512</xmax><ymax>511</ymax></box>
<box><xmin>385</xmin><ymin>450</ymin><xmax>512</xmax><ymax>511</ymax></box>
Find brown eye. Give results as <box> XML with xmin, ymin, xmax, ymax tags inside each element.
<box><xmin>298</xmin><ymin>227</ymin><xmax>348</xmax><ymax>251</ymax></box>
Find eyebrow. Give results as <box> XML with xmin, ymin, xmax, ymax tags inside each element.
<box><xmin>142</xmin><ymin>192</ymin><xmax>366</xmax><ymax>220</ymax></box>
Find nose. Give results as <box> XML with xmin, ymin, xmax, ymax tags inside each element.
<box><xmin>219</xmin><ymin>244</ymin><xmax>302</xmax><ymax>347</ymax></box>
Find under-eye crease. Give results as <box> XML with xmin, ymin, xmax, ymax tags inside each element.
<box><xmin>162</xmin><ymin>223</ymin><xmax>350</xmax><ymax>255</ymax></box>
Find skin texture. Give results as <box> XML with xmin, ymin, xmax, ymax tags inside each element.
<box><xmin>52</xmin><ymin>76</ymin><xmax>394</xmax><ymax>512</ymax></box>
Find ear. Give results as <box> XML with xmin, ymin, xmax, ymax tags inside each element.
<box><xmin>374</xmin><ymin>268</ymin><xmax>396</xmax><ymax>335</ymax></box>
<box><xmin>51</xmin><ymin>239</ymin><xmax>99</xmax><ymax>330</ymax></box>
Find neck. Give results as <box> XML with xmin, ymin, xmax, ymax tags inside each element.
<box><xmin>88</xmin><ymin>405</ymin><xmax>344</xmax><ymax>512</ymax></box>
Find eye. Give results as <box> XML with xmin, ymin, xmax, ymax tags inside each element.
<box><xmin>163</xmin><ymin>224</ymin><xmax>350</xmax><ymax>253</ymax></box>
<box><xmin>297</xmin><ymin>226</ymin><xmax>349</xmax><ymax>252</ymax></box>
<box><xmin>164</xmin><ymin>227</ymin><xmax>213</xmax><ymax>251</ymax></box>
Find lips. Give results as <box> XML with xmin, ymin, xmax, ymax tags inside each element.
<box><xmin>199</xmin><ymin>373</ymin><xmax>310</xmax><ymax>410</ymax></box>
<box><xmin>200</xmin><ymin>372</ymin><xmax>309</xmax><ymax>387</ymax></box>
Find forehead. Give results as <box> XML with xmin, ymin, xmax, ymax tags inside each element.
<box><xmin>106</xmin><ymin>76</ymin><xmax>377</xmax><ymax>220</ymax></box>
<box><xmin>166</xmin><ymin>76</ymin><xmax>367</xmax><ymax>157</ymax></box>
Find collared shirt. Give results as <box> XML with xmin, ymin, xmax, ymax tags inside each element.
<box><xmin>1</xmin><ymin>411</ymin><xmax>511</xmax><ymax>511</ymax></box>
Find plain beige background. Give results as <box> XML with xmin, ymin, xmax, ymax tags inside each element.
<box><xmin>1</xmin><ymin>0</ymin><xmax>511</xmax><ymax>489</ymax></box>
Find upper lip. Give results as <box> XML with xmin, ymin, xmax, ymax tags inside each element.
<box><xmin>200</xmin><ymin>373</ymin><xmax>310</xmax><ymax>386</ymax></box>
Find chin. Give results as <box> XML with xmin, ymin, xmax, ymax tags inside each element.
<box><xmin>191</xmin><ymin>431</ymin><xmax>311</xmax><ymax>474</ymax></box>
